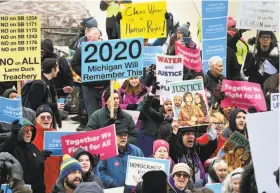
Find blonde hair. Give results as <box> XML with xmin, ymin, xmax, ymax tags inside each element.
<box><xmin>210</xmin><ymin>112</ymin><xmax>226</xmax><ymax>123</ymax></box>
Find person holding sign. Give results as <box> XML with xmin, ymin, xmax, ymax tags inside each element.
<box><xmin>168</xmin><ymin>125</ymin><xmax>217</xmax><ymax>188</ymax></box>
<box><xmin>98</xmin><ymin>125</ymin><xmax>143</xmax><ymax>192</ymax></box>
<box><xmin>0</xmin><ymin>119</ymin><xmax>46</xmax><ymax>193</ymax></box>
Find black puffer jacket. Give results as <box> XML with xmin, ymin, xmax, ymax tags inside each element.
<box><xmin>157</xmin><ymin>119</ymin><xmax>173</xmax><ymax>141</ymax></box>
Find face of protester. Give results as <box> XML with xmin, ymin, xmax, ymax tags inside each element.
<box><xmin>232</xmin><ymin>177</ymin><xmax>241</xmax><ymax>193</ymax></box>
<box><xmin>173</xmin><ymin>172</ymin><xmax>190</xmax><ymax>190</ymax></box>
<box><xmin>64</xmin><ymin>170</ymin><xmax>82</xmax><ymax>190</ymax></box>
<box><xmin>195</xmin><ymin>76</ymin><xmax>204</xmax><ymax>80</ymax></box>
<box><xmin>154</xmin><ymin>146</ymin><xmax>169</xmax><ymax>159</ymax></box>
<box><xmin>51</xmin><ymin>64</ymin><xmax>59</xmax><ymax>78</ymax></box>
<box><xmin>223</xmin><ymin>106</ymin><xmax>235</xmax><ymax>120</ymax></box>
<box><xmin>36</xmin><ymin>112</ymin><xmax>53</xmax><ymax>130</ymax></box>
<box><xmin>211</xmin><ymin>61</ymin><xmax>223</xmax><ymax>77</ymax></box>
<box><xmin>259</xmin><ymin>34</ymin><xmax>272</xmax><ymax>52</ymax></box>
<box><xmin>129</xmin><ymin>78</ymin><xmax>140</xmax><ymax>87</ymax></box>
<box><xmin>87</xmin><ymin>29</ymin><xmax>101</xmax><ymax>42</ymax></box>
<box><xmin>8</xmin><ymin>92</ymin><xmax>18</xmax><ymax>99</ymax></box>
<box><xmin>235</xmin><ymin>112</ymin><xmax>246</xmax><ymax>131</ymax></box>
<box><xmin>174</xmin><ymin>96</ymin><xmax>182</xmax><ymax>107</ymax></box>
<box><xmin>211</xmin><ymin>117</ymin><xmax>225</xmax><ymax>135</ymax></box>
<box><xmin>215</xmin><ymin>163</ymin><xmax>228</xmax><ymax>183</ymax></box>
<box><xmin>78</xmin><ymin>155</ymin><xmax>91</xmax><ymax>173</ymax></box>
<box><xmin>176</xmin><ymin>30</ymin><xmax>184</xmax><ymax>40</ymax></box>
<box><xmin>182</xmin><ymin>132</ymin><xmax>195</xmax><ymax>148</ymax></box>
<box><xmin>116</xmin><ymin>132</ymin><xmax>128</xmax><ymax>149</ymax></box>
<box><xmin>106</xmin><ymin>93</ymin><xmax>120</xmax><ymax>110</ymax></box>
<box><xmin>164</xmin><ymin>101</ymin><xmax>173</xmax><ymax>114</ymax></box>
<box><xmin>144</xmin><ymin>39</ymin><xmax>149</xmax><ymax>46</ymax></box>
<box><xmin>22</xmin><ymin>126</ymin><xmax>34</xmax><ymax>143</ymax></box>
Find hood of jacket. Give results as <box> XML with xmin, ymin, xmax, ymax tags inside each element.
<box><xmin>41</xmin><ymin>39</ymin><xmax>57</xmax><ymax>61</ymax></box>
<box><xmin>72</xmin><ymin>148</ymin><xmax>95</xmax><ymax>172</ymax></box>
<box><xmin>168</xmin><ymin>175</ymin><xmax>192</xmax><ymax>193</ymax></box>
<box><xmin>52</xmin><ymin>177</ymin><xmax>65</xmax><ymax>193</ymax></box>
<box><xmin>18</xmin><ymin>118</ymin><xmax>36</xmax><ymax>142</ymax></box>
<box><xmin>229</xmin><ymin>108</ymin><xmax>246</xmax><ymax>132</ymax></box>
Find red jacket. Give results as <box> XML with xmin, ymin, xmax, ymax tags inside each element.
<box><xmin>33</xmin><ymin>124</ymin><xmax>61</xmax><ymax>193</ymax></box>
<box><xmin>196</xmin><ymin>134</ymin><xmax>226</xmax><ymax>158</ymax></box>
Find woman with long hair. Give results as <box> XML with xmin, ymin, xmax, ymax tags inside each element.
<box><xmin>194</xmin><ymin>93</ymin><xmax>207</xmax><ymax>117</ymax></box>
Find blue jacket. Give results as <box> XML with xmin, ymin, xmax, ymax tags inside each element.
<box><xmin>98</xmin><ymin>144</ymin><xmax>144</xmax><ymax>189</ymax></box>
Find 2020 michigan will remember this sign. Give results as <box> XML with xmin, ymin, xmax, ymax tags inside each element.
<box><xmin>0</xmin><ymin>15</ymin><xmax>41</xmax><ymax>81</ymax></box>
<box><xmin>81</xmin><ymin>38</ymin><xmax>143</xmax><ymax>82</ymax></box>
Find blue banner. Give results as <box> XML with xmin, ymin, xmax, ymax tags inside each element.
<box><xmin>1</xmin><ymin>184</ymin><xmax>31</xmax><ymax>193</ymax></box>
<box><xmin>202</xmin><ymin>0</ymin><xmax>228</xmax><ymax>76</ymax></box>
<box><xmin>81</xmin><ymin>38</ymin><xmax>144</xmax><ymax>82</ymax></box>
<box><xmin>0</xmin><ymin>97</ymin><xmax>23</xmax><ymax>124</ymax></box>
<box><xmin>143</xmin><ymin>46</ymin><xmax>162</xmax><ymax>67</ymax></box>
<box><xmin>206</xmin><ymin>183</ymin><xmax>222</xmax><ymax>193</ymax></box>
<box><xmin>44</xmin><ymin>131</ymin><xmax>77</xmax><ymax>156</ymax></box>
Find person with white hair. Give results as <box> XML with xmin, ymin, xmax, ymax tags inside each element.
<box><xmin>207</xmin><ymin>158</ymin><xmax>228</xmax><ymax>184</ymax></box>
<box><xmin>222</xmin><ymin>168</ymin><xmax>244</xmax><ymax>193</ymax></box>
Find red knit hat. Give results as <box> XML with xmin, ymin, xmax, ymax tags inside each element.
<box><xmin>152</xmin><ymin>140</ymin><xmax>169</xmax><ymax>154</ymax></box>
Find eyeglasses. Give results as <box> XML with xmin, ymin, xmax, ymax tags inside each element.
<box><xmin>212</xmin><ymin>122</ymin><xmax>225</xmax><ymax>126</ymax></box>
<box><xmin>175</xmin><ymin>173</ymin><xmax>189</xmax><ymax>178</ymax></box>
<box><xmin>22</xmin><ymin>128</ymin><xmax>34</xmax><ymax>134</ymax></box>
<box><xmin>39</xmin><ymin>115</ymin><xmax>52</xmax><ymax>121</ymax></box>
<box><xmin>260</xmin><ymin>35</ymin><xmax>271</xmax><ymax>40</ymax></box>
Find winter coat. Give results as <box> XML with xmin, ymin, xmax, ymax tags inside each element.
<box><xmin>157</xmin><ymin>119</ymin><xmax>173</xmax><ymax>141</ymax></box>
<box><xmin>98</xmin><ymin>144</ymin><xmax>144</xmax><ymax>189</ymax></box>
<box><xmin>85</xmin><ymin>106</ymin><xmax>138</xmax><ymax>145</ymax></box>
<box><xmin>226</xmin><ymin>46</ymin><xmax>242</xmax><ymax>80</ymax></box>
<box><xmin>72</xmin><ymin>148</ymin><xmax>103</xmax><ymax>187</ymax></box>
<box><xmin>0</xmin><ymin>119</ymin><xmax>45</xmax><ymax>193</ymax></box>
<box><xmin>71</xmin><ymin>47</ymin><xmax>110</xmax><ymax>87</ymax></box>
<box><xmin>74</xmin><ymin>182</ymin><xmax>104</xmax><ymax>193</ymax></box>
<box><xmin>168</xmin><ymin>175</ymin><xmax>193</xmax><ymax>193</ymax></box>
<box><xmin>222</xmin><ymin>108</ymin><xmax>247</xmax><ymax>139</ymax></box>
<box><xmin>33</xmin><ymin>123</ymin><xmax>61</xmax><ymax>193</ymax></box>
<box><xmin>243</xmin><ymin>44</ymin><xmax>279</xmax><ymax>87</ymax></box>
<box><xmin>51</xmin><ymin>177</ymin><xmax>65</xmax><ymax>193</ymax></box>
<box><xmin>205</xmin><ymin>71</ymin><xmax>225</xmax><ymax>105</ymax></box>
<box><xmin>196</xmin><ymin>134</ymin><xmax>226</xmax><ymax>158</ymax></box>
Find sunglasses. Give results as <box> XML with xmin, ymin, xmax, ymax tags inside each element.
<box><xmin>22</xmin><ymin>128</ymin><xmax>34</xmax><ymax>134</ymax></box>
<box><xmin>39</xmin><ymin>115</ymin><xmax>52</xmax><ymax>121</ymax></box>
<box><xmin>175</xmin><ymin>173</ymin><xmax>189</xmax><ymax>178</ymax></box>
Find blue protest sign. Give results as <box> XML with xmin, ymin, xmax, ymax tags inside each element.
<box><xmin>202</xmin><ymin>18</ymin><xmax>227</xmax><ymax>39</ymax></box>
<box><xmin>202</xmin><ymin>38</ymin><xmax>227</xmax><ymax>59</ymax></box>
<box><xmin>206</xmin><ymin>183</ymin><xmax>222</xmax><ymax>193</ymax></box>
<box><xmin>81</xmin><ymin>38</ymin><xmax>144</xmax><ymax>82</ymax></box>
<box><xmin>143</xmin><ymin>46</ymin><xmax>162</xmax><ymax>67</ymax></box>
<box><xmin>44</xmin><ymin>131</ymin><xmax>77</xmax><ymax>156</ymax></box>
<box><xmin>0</xmin><ymin>97</ymin><xmax>23</xmax><ymax>124</ymax></box>
<box><xmin>202</xmin><ymin>1</ymin><xmax>228</xmax><ymax>18</ymax></box>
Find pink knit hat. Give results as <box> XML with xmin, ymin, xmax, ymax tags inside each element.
<box><xmin>153</xmin><ymin>140</ymin><xmax>169</xmax><ymax>154</ymax></box>
<box><xmin>227</xmin><ymin>16</ymin><xmax>236</xmax><ymax>29</ymax></box>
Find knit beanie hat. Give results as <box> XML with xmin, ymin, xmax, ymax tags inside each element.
<box><xmin>36</xmin><ymin>104</ymin><xmax>53</xmax><ymax>117</ymax></box>
<box><xmin>103</xmin><ymin>88</ymin><xmax>119</xmax><ymax>102</ymax></box>
<box><xmin>177</xmin><ymin>23</ymin><xmax>190</xmax><ymax>37</ymax></box>
<box><xmin>227</xmin><ymin>16</ymin><xmax>236</xmax><ymax>29</ymax></box>
<box><xmin>74</xmin><ymin>182</ymin><xmax>104</xmax><ymax>193</ymax></box>
<box><xmin>3</xmin><ymin>88</ymin><xmax>17</xmax><ymax>98</ymax></box>
<box><xmin>171</xmin><ymin>163</ymin><xmax>191</xmax><ymax>176</ymax></box>
<box><xmin>60</xmin><ymin>154</ymin><xmax>82</xmax><ymax>180</ymax></box>
<box><xmin>153</xmin><ymin>139</ymin><xmax>170</xmax><ymax>154</ymax></box>
<box><xmin>84</xmin><ymin>18</ymin><xmax>98</xmax><ymax>28</ymax></box>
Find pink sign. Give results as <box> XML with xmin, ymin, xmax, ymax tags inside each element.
<box><xmin>221</xmin><ymin>80</ymin><xmax>267</xmax><ymax>112</ymax></box>
<box><xmin>175</xmin><ymin>42</ymin><xmax>202</xmax><ymax>72</ymax></box>
<box><xmin>61</xmin><ymin>125</ymin><xmax>118</xmax><ymax>160</ymax></box>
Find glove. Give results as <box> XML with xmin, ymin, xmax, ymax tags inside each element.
<box><xmin>151</xmin><ymin>82</ymin><xmax>160</xmax><ymax>94</ymax></box>
<box><xmin>126</xmin><ymin>104</ymin><xmax>138</xmax><ymax>110</ymax></box>
<box><xmin>41</xmin><ymin>150</ymin><xmax>52</xmax><ymax>161</ymax></box>
<box><xmin>116</xmin><ymin>12</ymin><xmax>122</xmax><ymax>22</ymax></box>
<box><xmin>11</xmin><ymin>120</ymin><xmax>21</xmax><ymax>136</ymax></box>
<box><xmin>213</xmin><ymin>83</ymin><xmax>226</xmax><ymax>102</ymax></box>
<box><xmin>248</xmin><ymin>106</ymin><xmax>258</xmax><ymax>113</ymax></box>
<box><xmin>92</xmin><ymin>154</ymin><xmax>100</xmax><ymax>168</ymax></box>
<box><xmin>148</xmin><ymin>64</ymin><xmax>156</xmax><ymax>75</ymax></box>
<box><xmin>238</xmin><ymin>29</ymin><xmax>247</xmax><ymax>34</ymax></box>
<box><xmin>165</xmin><ymin>12</ymin><xmax>170</xmax><ymax>20</ymax></box>
<box><xmin>247</xmin><ymin>37</ymin><xmax>256</xmax><ymax>46</ymax></box>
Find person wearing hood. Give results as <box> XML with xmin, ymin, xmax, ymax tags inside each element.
<box><xmin>243</xmin><ymin>31</ymin><xmax>279</xmax><ymax>87</ymax></box>
<box><xmin>72</xmin><ymin>148</ymin><xmax>103</xmax><ymax>187</ymax></box>
<box><xmin>73</xmin><ymin>182</ymin><xmax>104</xmax><ymax>193</ymax></box>
<box><xmin>152</xmin><ymin>139</ymin><xmax>174</xmax><ymax>172</ymax></box>
<box><xmin>0</xmin><ymin>119</ymin><xmax>47</xmax><ymax>193</ymax></box>
<box><xmin>168</xmin><ymin>163</ymin><xmax>193</xmax><ymax>193</ymax></box>
<box><xmin>85</xmin><ymin>88</ymin><xmax>138</xmax><ymax>144</ymax></box>
<box><xmin>52</xmin><ymin>155</ymin><xmax>83</xmax><ymax>193</ymax></box>
<box><xmin>141</xmin><ymin>170</ymin><xmax>169</xmax><ymax>193</ymax></box>
<box><xmin>168</xmin><ymin>124</ymin><xmax>217</xmax><ymax>188</ymax></box>
<box><xmin>263</xmin><ymin>73</ymin><xmax>279</xmax><ymax>111</ymax></box>
<box><xmin>222</xmin><ymin>108</ymin><xmax>247</xmax><ymax>139</ymax></box>
<box><xmin>222</xmin><ymin>167</ymin><xmax>243</xmax><ymax>193</ymax></box>
<box><xmin>32</xmin><ymin>105</ymin><xmax>61</xmax><ymax>193</ymax></box>
<box><xmin>207</xmin><ymin>158</ymin><xmax>228</xmax><ymax>184</ymax></box>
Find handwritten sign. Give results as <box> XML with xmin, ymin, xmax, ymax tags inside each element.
<box><xmin>236</xmin><ymin>1</ymin><xmax>279</xmax><ymax>31</ymax></box>
<box><xmin>0</xmin><ymin>15</ymin><xmax>41</xmax><ymax>81</ymax></box>
<box><xmin>271</xmin><ymin>93</ymin><xmax>280</xmax><ymax>111</ymax></box>
<box><xmin>120</xmin><ymin>1</ymin><xmax>167</xmax><ymax>38</ymax></box>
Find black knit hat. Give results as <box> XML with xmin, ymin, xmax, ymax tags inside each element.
<box><xmin>36</xmin><ymin>105</ymin><xmax>53</xmax><ymax>117</ymax></box>
<box><xmin>103</xmin><ymin>88</ymin><xmax>119</xmax><ymax>102</ymax></box>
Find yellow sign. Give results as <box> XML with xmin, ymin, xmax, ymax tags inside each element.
<box><xmin>120</xmin><ymin>1</ymin><xmax>167</xmax><ymax>39</ymax></box>
<box><xmin>0</xmin><ymin>15</ymin><xmax>41</xmax><ymax>82</ymax></box>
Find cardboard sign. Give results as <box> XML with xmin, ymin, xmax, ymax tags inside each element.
<box><xmin>217</xmin><ymin>132</ymin><xmax>251</xmax><ymax>172</ymax></box>
<box><xmin>0</xmin><ymin>15</ymin><xmax>41</xmax><ymax>81</ymax></box>
<box><xmin>236</xmin><ymin>1</ymin><xmax>279</xmax><ymax>31</ymax></box>
<box><xmin>0</xmin><ymin>97</ymin><xmax>22</xmax><ymax>124</ymax></box>
<box><xmin>125</xmin><ymin>156</ymin><xmax>170</xmax><ymax>186</ymax></box>
<box><xmin>169</xmin><ymin>80</ymin><xmax>208</xmax><ymax>126</ymax></box>
<box><xmin>81</xmin><ymin>38</ymin><xmax>143</xmax><ymax>82</ymax></box>
<box><xmin>175</xmin><ymin>42</ymin><xmax>202</xmax><ymax>72</ymax></box>
<box><xmin>120</xmin><ymin>1</ymin><xmax>167</xmax><ymax>38</ymax></box>
<box><xmin>143</xmin><ymin>46</ymin><xmax>162</xmax><ymax>67</ymax></box>
<box><xmin>221</xmin><ymin>80</ymin><xmax>267</xmax><ymax>112</ymax></box>
<box><xmin>123</xmin><ymin>110</ymin><xmax>140</xmax><ymax>125</ymax></box>
<box><xmin>156</xmin><ymin>54</ymin><xmax>184</xmax><ymax>104</ymax></box>
<box><xmin>43</xmin><ymin>131</ymin><xmax>77</xmax><ymax>156</ymax></box>
<box><xmin>246</xmin><ymin>111</ymin><xmax>280</xmax><ymax>193</ymax></box>
<box><xmin>61</xmin><ymin>125</ymin><xmax>118</xmax><ymax>160</ymax></box>
<box><xmin>271</xmin><ymin>93</ymin><xmax>280</xmax><ymax>111</ymax></box>
<box><xmin>201</xmin><ymin>1</ymin><xmax>228</xmax><ymax>75</ymax></box>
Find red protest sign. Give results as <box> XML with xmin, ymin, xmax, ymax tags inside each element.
<box><xmin>175</xmin><ymin>42</ymin><xmax>202</xmax><ymax>72</ymax></box>
<box><xmin>221</xmin><ymin>80</ymin><xmax>267</xmax><ymax>112</ymax></box>
<box><xmin>61</xmin><ymin>124</ymin><xmax>118</xmax><ymax>160</ymax></box>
